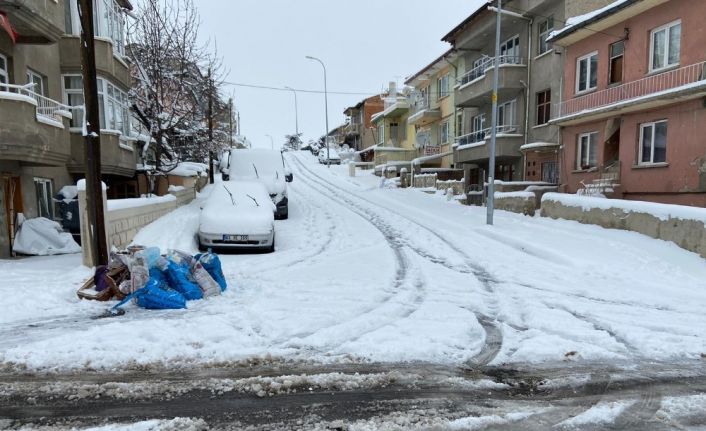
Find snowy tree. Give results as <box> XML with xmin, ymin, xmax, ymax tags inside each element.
<box><xmin>283</xmin><ymin>133</ymin><xmax>303</xmax><ymax>151</ymax></box>
<box><xmin>127</xmin><ymin>0</ymin><xmax>228</xmax><ymax>174</ymax></box>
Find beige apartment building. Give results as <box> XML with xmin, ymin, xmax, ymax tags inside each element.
<box><xmin>405</xmin><ymin>48</ymin><xmax>460</xmax><ymax>172</ymax></box>
<box><xmin>0</xmin><ymin>0</ymin><xmax>135</xmax><ymax>257</ymax></box>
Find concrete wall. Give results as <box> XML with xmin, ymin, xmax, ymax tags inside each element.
<box><xmin>496</xmin><ymin>193</ymin><xmax>537</xmax><ymax>216</ymax></box>
<box><xmin>541</xmin><ymin>197</ymin><xmax>706</xmax><ymax>258</ymax></box>
<box><xmin>107</xmin><ymin>200</ymin><xmax>175</xmax><ymax>250</ymax></box>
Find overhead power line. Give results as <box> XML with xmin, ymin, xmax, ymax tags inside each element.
<box><xmin>222</xmin><ymin>81</ymin><xmax>377</xmax><ymax>96</ymax></box>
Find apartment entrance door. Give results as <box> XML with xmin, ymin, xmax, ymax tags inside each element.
<box><xmin>1</xmin><ymin>175</ymin><xmax>23</xmax><ymax>257</ymax></box>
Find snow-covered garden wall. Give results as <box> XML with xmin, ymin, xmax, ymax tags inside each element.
<box><xmin>541</xmin><ymin>193</ymin><xmax>706</xmax><ymax>258</ymax></box>
<box><xmin>495</xmin><ymin>191</ymin><xmax>537</xmax><ymax>216</ymax></box>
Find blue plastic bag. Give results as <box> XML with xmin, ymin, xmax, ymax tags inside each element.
<box><xmin>164</xmin><ymin>258</ymin><xmax>203</xmax><ymax>300</ymax></box>
<box><xmin>195</xmin><ymin>251</ymin><xmax>227</xmax><ymax>292</ymax></box>
<box><xmin>112</xmin><ymin>278</ymin><xmax>186</xmax><ymax>310</ymax></box>
<box><xmin>136</xmin><ymin>279</ymin><xmax>187</xmax><ymax>309</ymax></box>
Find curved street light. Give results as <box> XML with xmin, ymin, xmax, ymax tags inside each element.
<box><xmin>305</xmin><ymin>55</ymin><xmax>330</xmax><ymax>166</ymax></box>
<box><xmin>265</xmin><ymin>134</ymin><xmax>274</xmax><ymax>150</ymax></box>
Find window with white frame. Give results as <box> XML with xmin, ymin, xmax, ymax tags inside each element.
<box><xmin>440</xmin><ymin>121</ymin><xmax>450</xmax><ymax>144</ymax></box>
<box><xmin>63</xmin><ymin>76</ymin><xmax>84</xmax><ymax>127</ymax></box>
<box><xmin>472</xmin><ymin>113</ymin><xmax>485</xmax><ymax>132</ymax></box>
<box><xmin>471</xmin><ymin>113</ymin><xmax>486</xmax><ymax>141</ymax></box>
<box><xmin>500</xmin><ymin>35</ymin><xmax>521</xmax><ymax>62</ymax></box>
<box><xmin>26</xmin><ymin>68</ymin><xmax>46</xmax><ymax>96</ymax></box>
<box><xmin>639</xmin><ymin>120</ymin><xmax>668</xmax><ymax>164</ymax></box>
<box><xmin>498</xmin><ymin>99</ymin><xmax>517</xmax><ymax>130</ymax></box>
<box><xmin>63</xmin><ymin>75</ymin><xmax>130</xmax><ymax>137</ymax></box>
<box><xmin>65</xmin><ymin>0</ymin><xmax>126</xmax><ymax>56</ymax></box>
<box><xmin>378</xmin><ymin>123</ymin><xmax>385</xmax><ymax>145</ymax></box>
<box><xmin>0</xmin><ymin>53</ymin><xmax>8</xmax><ymax>91</ymax></box>
<box><xmin>577</xmin><ymin>132</ymin><xmax>598</xmax><ymax>170</ymax></box>
<box><xmin>34</xmin><ymin>178</ymin><xmax>54</xmax><ymax>220</ymax></box>
<box><xmin>538</xmin><ymin>17</ymin><xmax>554</xmax><ymax>55</ymax></box>
<box><xmin>650</xmin><ymin>20</ymin><xmax>681</xmax><ymax>72</ymax></box>
<box><xmin>437</xmin><ymin>74</ymin><xmax>450</xmax><ymax>99</ymax></box>
<box><xmin>576</xmin><ymin>52</ymin><xmax>598</xmax><ymax>93</ymax></box>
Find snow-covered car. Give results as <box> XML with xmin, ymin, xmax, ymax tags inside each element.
<box><xmin>318</xmin><ymin>148</ymin><xmax>341</xmax><ymax>165</ymax></box>
<box><xmin>221</xmin><ymin>149</ymin><xmax>293</xmax><ymax>219</ymax></box>
<box><xmin>198</xmin><ymin>181</ymin><xmax>276</xmax><ymax>253</ymax></box>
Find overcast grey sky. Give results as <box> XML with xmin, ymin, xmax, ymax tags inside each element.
<box><xmin>195</xmin><ymin>0</ymin><xmax>486</xmax><ymax>149</ymax></box>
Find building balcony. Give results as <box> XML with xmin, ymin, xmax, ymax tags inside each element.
<box><xmin>371</xmin><ymin>99</ymin><xmax>410</xmax><ymax>123</ymax></box>
<box><xmin>455</xmin><ymin>56</ymin><xmax>526</xmax><ymax>108</ymax></box>
<box><xmin>67</xmin><ymin>131</ymin><xmax>137</xmax><ymax>177</ymax></box>
<box><xmin>0</xmin><ymin>0</ymin><xmax>64</xmax><ymax>44</ymax></box>
<box><xmin>408</xmin><ymin>98</ymin><xmax>441</xmax><ymax>127</ymax></box>
<box><xmin>343</xmin><ymin>122</ymin><xmax>362</xmax><ymax>136</ymax></box>
<box><xmin>59</xmin><ymin>36</ymin><xmax>130</xmax><ymax>88</ymax></box>
<box><xmin>553</xmin><ymin>61</ymin><xmax>706</xmax><ymax>125</ymax></box>
<box><xmin>0</xmin><ymin>84</ymin><xmax>72</xmax><ymax>166</ymax></box>
<box><xmin>454</xmin><ymin>125</ymin><xmax>523</xmax><ymax>164</ymax></box>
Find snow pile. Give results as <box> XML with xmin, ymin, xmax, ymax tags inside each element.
<box><xmin>107</xmin><ymin>194</ymin><xmax>176</xmax><ymax>211</ymax></box>
<box><xmin>548</xmin><ymin>0</ymin><xmax>630</xmax><ymax>40</ymax></box>
<box><xmin>167</xmin><ymin>185</ymin><xmax>186</xmax><ymax>193</ymax></box>
<box><xmin>495</xmin><ymin>191</ymin><xmax>535</xmax><ymax>199</ymax></box>
<box><xmin>57</xmin><ymin>185</ymin><xmax>78</xmax><ymax>202</ymax></box>
<box><xmin>12</xmin><ymin>216</ymin><xmax>81</xmax><ymax>256</ymax></box>
<box><xmin>556</xmin><ymin>400</ymin><xmax>633</xmax><ymax>428</ymax></box>
<box><xmin>81</xmin><ymin>418</ymin><xmax>207</xmax><ymax>431</ymax></box>
<box><xmin>448</xmin><ymin>412</ymin><xmax>534</xmax><ymax>430</ymax></box>
<box><xmin>167</xmin><ymin>162</ymin><xmax>208</xmax><ymax>177</ymax></box>
<box><xmin>542</xmin><ymin>192</ymin><xmax>706</xmax><ymax>223</ymax></box>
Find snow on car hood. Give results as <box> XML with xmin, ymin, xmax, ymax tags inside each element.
<box><xmin>199</xmin><ymin>182</ymin><xmax>275</xmax><ymax>235</ymax></box>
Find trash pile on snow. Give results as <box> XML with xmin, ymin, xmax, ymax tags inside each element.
<box><xmin>77</xmin><ymin>246</ymin><xmax>227</xmax><ymax>311</ymax></box>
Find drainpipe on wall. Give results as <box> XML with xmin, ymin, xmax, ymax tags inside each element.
<box><xmin>524</xmin><ymin>17</ymin><xmax>534</xmax><ymax>181</ymax></box>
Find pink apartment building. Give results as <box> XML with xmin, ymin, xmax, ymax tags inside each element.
<box><xmin>549</xmin><ymin>0</ymin><xmax>706</xmax><ymax>206</ymax></box>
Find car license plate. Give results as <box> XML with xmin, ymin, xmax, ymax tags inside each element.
<box><xmin>223</xmin><ymin>235</ymin><xmax>248</xmax><ymax>241</ymax></box>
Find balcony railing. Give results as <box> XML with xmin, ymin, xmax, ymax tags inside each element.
<box><xmin>411</xmin><ymin>96</ymin><xmax>430</xmax><ymax>113</ymax></box>
<box><xmin>455</xmin><ymin>125</ymin><xmax>520</xmax><ymax>146</ymax></box>
<box><xmin>460</xmin><ymin>56</ymin><xmax>525</xmax><ymax>86</ymax></box>
<box><xmin>1</xmin><ymin>83</ymin><xmax>72</xmax><ymax>122</ymax></box>
<box><xmin>558</xmin><ymin>61</ymin><xmax>706</xmax><ymax>118</ymax></box>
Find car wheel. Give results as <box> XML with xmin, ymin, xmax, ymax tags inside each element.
<box><xmin>268</xmin><ymin>234</ymin><xmax>276</xmax><ymax>253</ymax></box>
<box><xmin>198</xmin><ymin>240</ymin><xmax>207</xmax><ymax>252</ymax></box>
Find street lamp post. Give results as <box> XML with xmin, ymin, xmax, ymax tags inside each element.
<box><xmin>306</xmin><ymin>55</ymin><xmax>330</xmax><ymax>167</ymax></box>
<box><xmin>487</xmin><ymin>0</ymin><xmax>502</xmax><ymax>226</ymax></box>
<box><xmin>284</xmin><ymin>86</ymin><xmax>299</xmax><ymax>137</ymax></box>
<box><xmin>265</xmin><ymin>134</ymin><xmax>274</xmax><ymax>150</ymax></box>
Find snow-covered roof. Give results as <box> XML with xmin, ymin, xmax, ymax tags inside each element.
<box><xmin>412</xmin><ymin>151</ymin><xmax>453</xmax><ymax>166</ymax></box>
<box><xmin>547</xmin><ymin>0</ymin><xmax>635</xmax><ymax>43</ymax></box>
<box><xmin>519</xmin><ymin>142</ymin><xmax>560</xmax><ymax>152</ymax></box>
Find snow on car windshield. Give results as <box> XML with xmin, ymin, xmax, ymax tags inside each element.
<box><xmin>230</xmin><ymin>150</ymin><xmax>285</xmax><ymax>179</ymax></box>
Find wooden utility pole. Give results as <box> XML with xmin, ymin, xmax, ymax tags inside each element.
<box><xmin>228</xmin><ymin>97</ymin><xmax>233</xmax><ymax>148</ymax></box>
<box><xmin>207</xmin><ymin>68</ymin><xmax>214</xmax><ymax>184</ymax></box>
<box><xmin>77</xmin><ymin>0</ymin><xmax>108</xmax><ymax>266</ymax></box>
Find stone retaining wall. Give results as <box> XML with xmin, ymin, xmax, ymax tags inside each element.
<box><xmin>541</xmin><ymin>195</ymin><xmax>706</xmax><ymax>258</ymax></box>
<box><xmin>495</xmin><ymin>193</ymin><xmax>537</xmax><ymax>216</ymax></box>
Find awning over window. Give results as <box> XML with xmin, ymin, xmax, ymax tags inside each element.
<box><xmin>0</xmin><ymin>12</ymin><xmax>18</xmax><ymax>44</ymax></box>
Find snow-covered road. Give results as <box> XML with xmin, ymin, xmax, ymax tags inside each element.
<box><xmin>1</xmin><ymin>152</ymin><xmax>706</xmax><ymax>372</ymax></box>
<box><xmin>3</xmin><ymin>152</ymin><xmax>706</xmax><ymax>429</ymax></box>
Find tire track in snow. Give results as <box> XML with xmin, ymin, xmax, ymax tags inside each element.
<box><xmin>289</xmin><ymin>155</ymin><xmax>502</xmax><ymax>365</ymax></box>
<box><xmin>277</xmin><ymin>158</ymin><xmax>423</xmax><ymax>354</ymax></box>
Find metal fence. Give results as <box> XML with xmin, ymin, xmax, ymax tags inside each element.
<box><xmin>558</xmin><ymin>61</ymin><xmax>706</xmax><ymax>118</ymax></box>
<box><xmin>459</xmin><ymin>56</ymin><xmax>525</xmax><ymax>86</ymax></box>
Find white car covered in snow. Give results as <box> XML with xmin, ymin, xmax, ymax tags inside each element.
<box><xmin>221</xmin><ymin>149</ymin><xmax>292</xmax><ymax>219</ymax></box>
<box><xmin>318</xmin><ymin>148</ymin><xmax>341</xmax><ymax>165</ymax></box>
<box><xmin>198</xmin><ymin>181</ymin><xmax>276</xmax><ymax>253</ymax></box>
